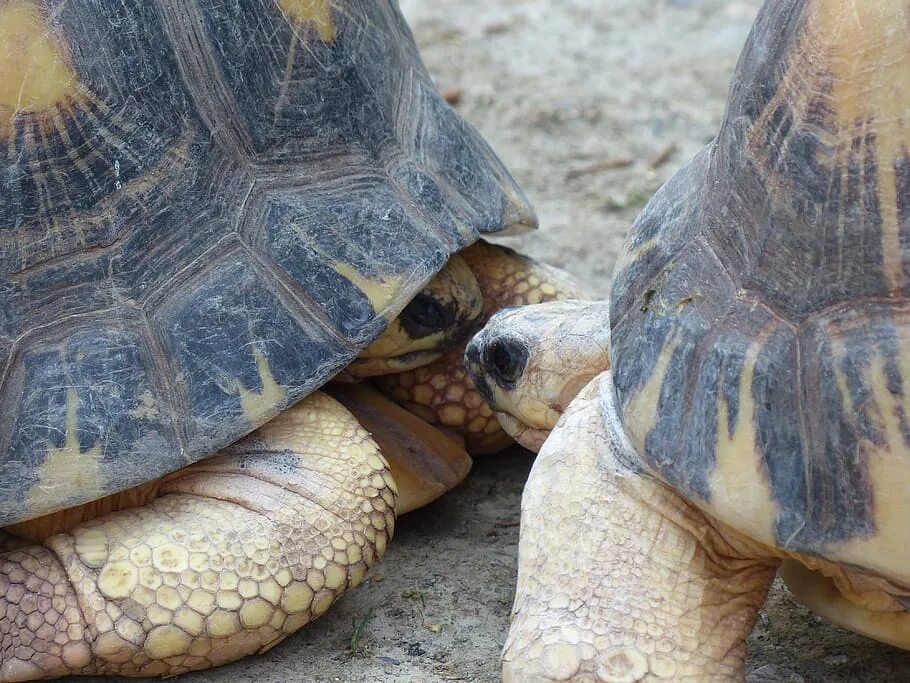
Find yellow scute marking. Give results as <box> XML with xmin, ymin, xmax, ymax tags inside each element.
<box><xmin>708</xmin><ymin>341</ymin><xmax>777</xmax><ymax>545</ymax></box>
<box><xmin>332</xmin><ymin>261</ymin><xmax>402</xmax><ymax>315</ymax></box>
<box><xmin>278</xmin><ymin>0</ymin><xmax>335</xmax><ymax>42</ymax></box>
<box><xmin>0</xmin><ymin>1</ymin><xmax>78</xmax><ymax>126</ymax></box>
<box><xmin>622</xmin><ymin>336</ymin><xmax>678</xmax><ymax>456</ymax></box>
<box><xmin>238</xmin><ymin>345</ymin><xmax>287</xmax><ymax>424</ymax></box>
<box><xmin>809</xmin><ymin>2</ymin><xmax>910</xmax><ymax>292</ymax></box>
<box><xmin>832</xmin><ymin>351</ymin><xmax>910</xmax><ymax>584</ymax></box>
<box><xmin>28</xmin><ymin>387</ymin><xmax>104</xmax><ymax>515</ymax></box>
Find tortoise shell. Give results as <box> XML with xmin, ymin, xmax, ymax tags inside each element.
<box><xmin>610</xmin><ymin>0</ymin><xmax>910</xmax><ymax>578</ymax></box>
<box><xmin>0</xmin><ymin>0</ymin><xmax>534</xmax><ymax>525</ymax></box>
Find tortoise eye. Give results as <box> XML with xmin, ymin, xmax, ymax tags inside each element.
<box><xmin>485</xmin><ymin>337</ymin><xmax>527</xmax><ymax>387</ymax></box>
<box><xmin>399</xmin><ymin>293</ymin><xmax>453</xmax><ymax>338</ymax></box>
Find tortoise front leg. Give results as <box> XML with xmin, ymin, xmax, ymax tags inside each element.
<box><xmin>0</xmin><ymin>392</ymin><xmax>396</xmax><ymax>681</ymax></box>
<box><xmin>502</xmin><ymin>372</ymin><xmax>780</xmax><ymax>682</ymax></box>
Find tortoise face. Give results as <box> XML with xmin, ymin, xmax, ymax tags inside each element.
<box><xmin>346</xmin><ymin>254</ymin><xmax>485</xmax><ymax>378</ymax></box>
<box><xmin>465</xmin><ymin>300</ymin><xmax>611</xmax><ymax>443</ymax></box>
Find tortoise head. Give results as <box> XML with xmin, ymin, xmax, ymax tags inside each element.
<box><xmin>465</xmin><ymin>300</ymin><xmax>611</xmax><ymax>452</ymax></box>
<box><xmin>344</xmin><ymin>254</ymin><xmax>484</xmax><ymax>379</ymax></box>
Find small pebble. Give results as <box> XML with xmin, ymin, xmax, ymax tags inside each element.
<box><xmin>442</xmin><ymin>87</ymin><xmax>462</xmax><ymax>105</ymax></box>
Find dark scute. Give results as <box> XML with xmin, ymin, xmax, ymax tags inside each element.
<box><xmin>118</xmin><ymin>146</ymin><xmax>248</xmax><ymax>305</ymax></box>
<box><xmin>0</xmin><ymin>0</ymin><xmax>189</xmax><ymax>272</ymax></box>
<box><xmin>256</xmin><ymin>180</ymin><xmax>448</xmax><ymax>344</ymax></box>
<box><xmin>196</xmin><ymin>0</ymin><xmax>402</xmax><ymax>160</ymax></box>
<box><xmin>413</xmin><ymin>85</ymin><xmax>528</xmax><ymax>232</ymax></box>
<box><xmin>722</xmin><ymin>0</ymin><xmax>805</xmax><ymax>124</ymax></box>
<box><xmin>4</xmin><ymin>255</ymin><xmax>121</xmax><ymax>343</ymax></box>
<box><xmin>6</xmin><ymin>141</ymin><xmax>240</xmax><ymax>341</ymax></box>
<box><xmin>613</xmin><ymin>239</ymin><xmax>737</xmax><ymax>501</ymax></box>
<box><xmin>610</xmin><ymin>147</ymin><xmax>710</xmax><ymax>332</ymax></box>
<box><xmin>150</xmin><ymin>253</ymin><xmax>350</xmax><ymax>458</ymax></box>
<box><xmin>392</xmin><ymin>163</ymin><xmax>476</xmax><ymax>252</ymax></box>
<box><xmin>708</xmin><ymin>114</ymin><xmax>890</xmax><ymax>317</ymax></box>
<box><xmin>784</xmin><ymin>311</ymin><xmax>887</xmax><ymax>549</ymax></box>
<box><xmin>0</xmin><ymin>323</ymin><xmax>180</xmax><ymax>526</ymax></box>
<box><xmin>752</xmin><ymin>327</ymin><xmax>814</xmax><ymax>547</ymax></box>
<box><xmin>705</xmin><ymin>0</ymin><xmax>891</xmax><ymax>316</ymax></box>
<box><xmin>645</xmin><ymin>338</ymin><xmax>716</xmax><ymax>502</ymax></box>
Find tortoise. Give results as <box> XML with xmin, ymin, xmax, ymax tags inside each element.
<box><xmin>467</xmin><ymin>1</ymin><xmax>910</xmax><ymax>679</ymax></box>
<box><xmin>376</xmin><ymin>240</ymin><xmax>586</xmax><ymax>454</ymax></box>
<box><xmin>0</xmin><ymin>0</ymin><xmax>537</xmax><ymax>678</ymax></box>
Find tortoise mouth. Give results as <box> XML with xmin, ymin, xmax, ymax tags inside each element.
<box><xmin>495</xmin><ymin>411</ymin><xmax>551</xmax><ymax>453</ymax></box>
<box><xmin>383</xmin><ymin>348</ymin><xmax>446</xmax><ymax>372</ymax></box>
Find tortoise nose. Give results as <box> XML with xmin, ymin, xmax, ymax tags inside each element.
<box><xmin>483</xmin><ymin>336</ymin><xmax>527</xmax><ymax>388</ymax></box>
<box><xmin>464</xmin><ymin>334</ymin><xmax>482</xmax><ymax>370</ymax></box>
<box><xmin>464</xmin><ymin>334</ymin><xmax>498</xmax><ymax>405</ymax></box>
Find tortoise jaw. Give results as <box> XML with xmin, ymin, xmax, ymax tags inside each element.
<box><xmin>495</xmin><ymin>411</ymin><xmax>551</xmax><ymax>453</ymax></box>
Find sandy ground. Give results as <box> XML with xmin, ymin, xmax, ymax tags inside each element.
<box><xmin>68</xmin><ymin>1</ymin><xmax>910</xmax><ymax>681</ymax></box>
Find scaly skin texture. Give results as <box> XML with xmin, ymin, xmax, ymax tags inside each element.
<box><xmin>328</xmin><ymin>383</ymin><xmax>472</xmax><ymax>514</ymax></box>
<box><xmin>377</xmin><ymin>349</ymin><xmax>511</xmax><ymax>454</ymax></box>
<box><xmin>503</xmin><ymin>373</ymin><xmax>779</xmax><ymax>681</ymax></box>
<box><xmin>0</xmin><ymin>392</ymin><xmax>395</xmax><ymax>681</ymax></box>
<box><xmin>377</xmin><ymin>240</ymin><xmax>584</xmax><ymax>454</ymax></box>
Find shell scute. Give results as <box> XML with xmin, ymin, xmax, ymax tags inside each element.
<box><xmin>188</xmin><ymin>0</ymin><xmax>396</xmax><ymax>161</ymax></box>
<box><xmin>1</xmin><ymin>1</ymin><xmax>534</xmax><ymax>524</ymax></box>
<box><xmin>148</xmin><ymin>252</ymin><xmax>349</xmax><ymax>458</ymax></box>
<box><xmin>3</xmin><ymin>322</ymin><xmax>179</xmax><ymax>525</ymax></box>
<box><xmin>252</xmin><ymin>180</ymin><xmax>447</xmax><ymax>345</ymax></box>
<box><xmin>611</xmin><ymin>0</ymin><xmax>910</xmax><ymax>563</ymax></box>
<box><xmin>1</xmin><ymin>0</ymin><xmax>191</xmax><ymax>271</ymax></box>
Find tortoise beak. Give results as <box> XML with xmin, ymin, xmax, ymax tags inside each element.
<box><xmin>464</xmin><ymin>335</ymin><xmax>496</xmax><ymax>405</ymax></box>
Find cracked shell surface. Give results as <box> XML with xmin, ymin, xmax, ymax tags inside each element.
<box><xmin>0</xmin><ymin>0</ymin><xmax>534</xmax><ymax>526</ymax></box>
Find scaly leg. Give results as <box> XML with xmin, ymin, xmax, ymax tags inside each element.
<box><xmin>502</xmin><ymin>372</ymin><xmax>779</xmax><ymax>681</ymax></box>
<box><xmin>0</xmin><ymin>392</ymin><xmax>395</xmax><ymax>681</ymax></box>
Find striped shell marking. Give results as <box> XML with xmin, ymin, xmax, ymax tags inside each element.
<box><xmin>610</xmin><ymin>0</ymin><xmax>910</xmax><ymax>579</ymax></box>
<box><xmin>0</xmin><ymin>0</ymin><xmax>535</xmax><ymax>525</ymax></box>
